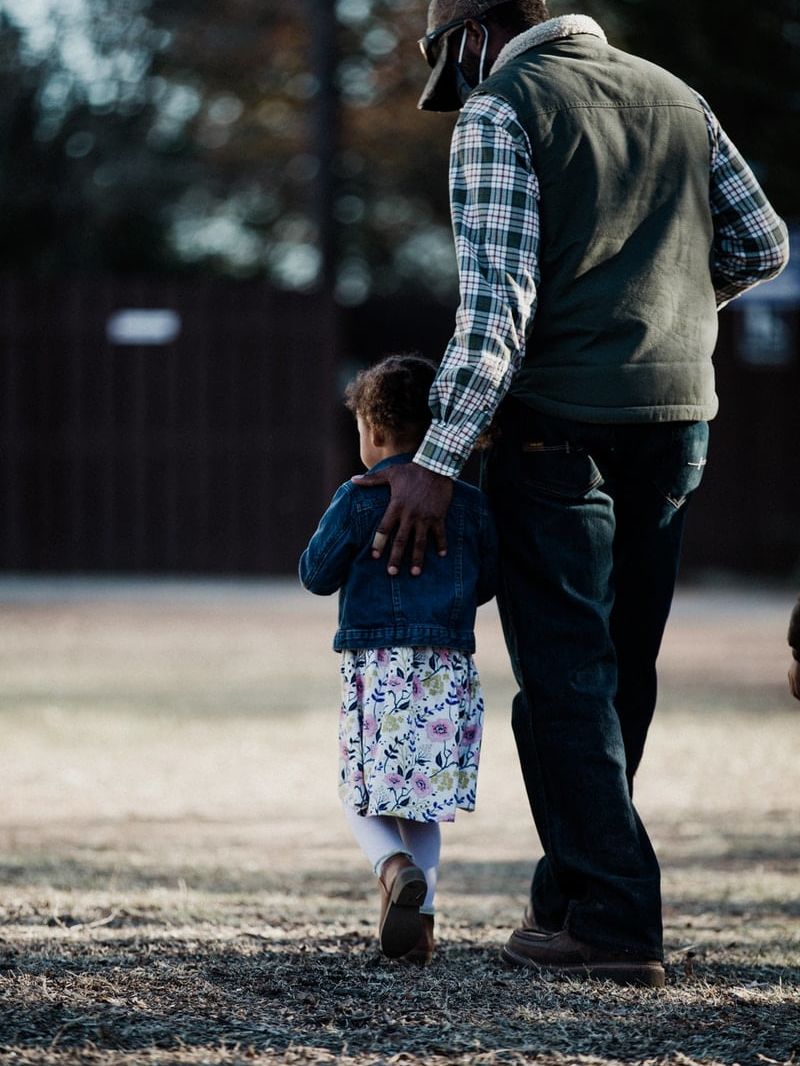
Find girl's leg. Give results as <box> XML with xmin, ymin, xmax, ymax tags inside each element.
<box><xmin>398</xmin><ymin>820</ymin><xmax>441</xmax><ymax>914</ymax></box>
<box><xmin>342</xmin><ymin>806</ymin><xmax>411</xmax><ymax>875</ymax></box>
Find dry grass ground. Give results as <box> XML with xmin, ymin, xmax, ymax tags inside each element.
<box><xmin>0</xmin><ymin>575</ymin><xmax>798</xmax><ymax>1066</ymax></box>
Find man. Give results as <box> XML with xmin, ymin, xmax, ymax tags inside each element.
<box><xmin>356</xmin><ymin>0</ymin><xmax>789</xmax><ymax>985</ymax></box>
<box><xmin>789</xmin><ymin>598</ymin><xmax>800</xmax><ymax>700</ymax></box>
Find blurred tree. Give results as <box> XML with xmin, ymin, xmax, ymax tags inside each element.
<box><xmin>143</xmin><ymin>0</ymin><xmax>460</xmax><ymax>301</ymax></box>
<box><xmin>0</xmin><ymin>0</ymin><xmax>796</xmax><ymax>302</ymax></box>
<box><xmin>0</xmin><ymin>0</ymin><xmax>311</xmax><ymax>280</ymax></box>
<box><xmin>0</xmin><ymin>7</ymin><xmax>185</xmax><ymax>274</ymax></box>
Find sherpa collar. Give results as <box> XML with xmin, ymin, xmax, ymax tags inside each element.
<box><xmin>492</xmin><ymin>14</ymin><xmax>606</xmax><ymax>72</ymax></box>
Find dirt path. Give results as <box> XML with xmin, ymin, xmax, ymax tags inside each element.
<box><xmin>0</xmin><ymin>578</ymin><xmax>798</xmax><ymax>1065</ymax></box>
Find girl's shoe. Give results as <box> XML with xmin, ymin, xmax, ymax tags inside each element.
<box><xmin>401</xmin><ymin>913</ymin><xmax>435</xmax><ymax>966</ymax></box>
<box><xmin>378</xmin><ymin>854</ymin><xmax>427</xmax><ymax>959</ymax></box>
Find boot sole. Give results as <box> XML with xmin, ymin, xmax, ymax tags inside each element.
<box><xmin>501</xmin><ymin>944</ymin><xmax>666</xmax><ymax>987</ymax></box>
<box><xmin>380</xmin><ymin>866</ymin><xmax>427</xmax><ymax>959</ymax></box>
<box><xmin>400</xmin><ymin>949</ymin><xmax>433</xmax><ymax>966</ymax></box>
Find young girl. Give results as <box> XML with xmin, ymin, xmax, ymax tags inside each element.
<box><xmin>299</xmin><ymin>353</ymin><xmax>497</xmax><ymax>965</ymax></box>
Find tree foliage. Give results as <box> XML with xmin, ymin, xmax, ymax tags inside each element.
<box><xmin>0</xmin><ymin>0</ymin><xmax>796</xmax><ymax>302</ymax></box>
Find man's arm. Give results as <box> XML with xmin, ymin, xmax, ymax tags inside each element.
<box><xmin>695</xmin><ymin>95</ymin><xmax>790</xmax><ymax>309</ymax></box>
<box><xmin>414</xmin><ymin>94</ymin><xmax>540</xmax><ymax>478</ymax></box>
<box><xmin>354</xmin><ymin>95</ymin><xmax>539</xmax><ymax>574</ymax></box>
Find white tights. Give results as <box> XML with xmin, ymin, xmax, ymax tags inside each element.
<box><xmin>343</xmin><ymin>806</ymin><xmax>441</xmax><ymax>914</ymax></box>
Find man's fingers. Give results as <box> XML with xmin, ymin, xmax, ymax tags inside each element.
<box><xmin>357</xmin><ymin>462</ymin><xmax>454</xmax><ymax>572</ymax></box>
<box><xmin>372</xmin><ymin>529</ymin><xmax>389</xmax><ymax>556</ymax></box>
<box><xmin>431</xmin><ymin>517</ymin><xmax>448</xmax><ymax>558</ymax></box>
<box><xmin>387</xmin><ymin>520</ymin><xmax>412</xmax><ymax>575</ymax></box>
<box><xmin>371</xmin><ymin>498</ymin><xmax>402</xmax><ymax>558</ymax></box>
<box><xmin>410</xmin><ymin>525</ymin><xmax>428</xmax><ymax>576</ymax></box>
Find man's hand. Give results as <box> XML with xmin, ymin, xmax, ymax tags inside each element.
<box><xmin>352</xmin><ymin>462</ymin><xmax>454</xmax><ymax>576</ymax></box>
<box><xmin>789</xmin><ymin>659</ymin><xmax>800</xmax><ymax>701</ymax></box>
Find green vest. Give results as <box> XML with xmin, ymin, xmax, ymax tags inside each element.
<box><xmin>475</xmin><ymin>34</ymin><xmax>719</xmax><ymax>423</ymax></box>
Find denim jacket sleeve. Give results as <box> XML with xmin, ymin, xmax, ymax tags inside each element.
<box><xmin>476</xmin><ymin>504</ymin><xmax>499</xmax><ymax>607</ymax></box>
<box><xmin>299</xmin><ymin>483</ymin><xmax>359</xmax><ymax>595</ymax></box>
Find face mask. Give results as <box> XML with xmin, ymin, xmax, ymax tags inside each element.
<box><xmin>454</xmin><ymin>23</ymin><xmax>490</xmax><ymax>104</ymax></box>
<box><xmin>454</xmin><ymin>63</ymin><xmax>474</xmax><ymax>105</ymax></box>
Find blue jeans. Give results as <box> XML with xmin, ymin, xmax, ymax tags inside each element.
<box><xmin>483</xmin><ymin>402</ymin><xmax>709</xmax><ymax>958</ymax></box>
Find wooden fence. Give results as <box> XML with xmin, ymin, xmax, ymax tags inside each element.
<box><xmin>0</xmin><ymin>278</ymin><xmax>341</xmax><ymax>573</ymax></box>
<box><xmin>1</xmin><ymin>278</ymin><xmax>798</xmax><ymax>575</ymax></box>
<box><xmin>680</xmin><ymin>309</ymin><xmax>800</xmax><ymax>575</ymax></box>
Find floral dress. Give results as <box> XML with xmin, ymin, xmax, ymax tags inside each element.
<box><xmin>338</xmin><ymin>646</ymin><xmax>484</xmax><ymax>823</ymax></box>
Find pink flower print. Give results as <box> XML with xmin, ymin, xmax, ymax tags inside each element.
<box><xmin>426</xmin><ymin>718</ymin><xmax>455</xmax><ymax>742</ymax></box>
<box><xmin>340</xmin><ymin>739</ymin><xmax>351</xmax><ymax>760</ymax></box>
<box><xmin>411</xmin><ymin>676</ymin><xmax>425</xmax><ymax>700</ymax></box>
<box><xmin>383</xmin><ymin>772</ymin><xmax>404</xmax><ymax>788</ymax></box>
<box><xmin>412</xmin><ymin>773</ymin><xmax>432</xmax><ymax>796</ymax></box>
<box><xmin>352</xmin><ymin>770</ymin><xmax>364</xmax><ymax>785</ymax></box>
<box><xmin>362</xmin><ymin>714</ymin><xmax>378</xmax><ymax>737</ymax></box>
<box><xmin>354</xmin><ymin>674</ymin><xmax>365</xmax><ymax>698</ymax></box>
<box><xmin>460</xmin><ymin>723</ymin><xmax>482</xmax><ymax>746</ymax></box>
<box><xmin>437</xmin><ymin>649</ymin><xmax>451</xmax><ymax>664</ymax></box>
<box><xmin>387</xmin><ymin>674</ymin><xmax>406</xmax><ymax>690</ymax></box>
<box><xmin>376</xmin><ymin>649</ymin><xmax>390</xmax><ymax>664</ymax></box>
<box><xmin>454</xmin><ymin>684</ymin><xmax>466</xmax><ymax>700</ymax></box>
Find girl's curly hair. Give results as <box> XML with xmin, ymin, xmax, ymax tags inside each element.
<box><xmin>344</xmin><ymin>353</ymin><xmax>437</xmax><ymax>447</ymax></box>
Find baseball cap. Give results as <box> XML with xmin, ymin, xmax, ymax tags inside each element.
<box><xmin>417</xmin><ymin>0</ymin><xmax>507</xmax><ymax>112</ymax></box>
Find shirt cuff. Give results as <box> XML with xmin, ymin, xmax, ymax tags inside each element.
<box><xmin>413</xmin><ymin>420</ymin><xmax>477</xmax><ymax>479</ymax></box>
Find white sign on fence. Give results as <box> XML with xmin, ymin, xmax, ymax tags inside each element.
<box><xmin>106</xmin><ymin>309</ymin><xmax>182</xmax><ymax>346</ymax></box>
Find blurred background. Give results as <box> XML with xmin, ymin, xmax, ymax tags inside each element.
<box><xmin>0</xmin><ymin>0</ymin><xmax>798</xmax><ymax>576</ymax></box>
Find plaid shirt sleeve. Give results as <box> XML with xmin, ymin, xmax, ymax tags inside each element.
<box><xmin>414</xmin><ymin>94</ymin><xmax>539</xmax><ymax>478</ymax></box>
<box><xmin>695</xmin><ymin>94</ymin><xmax>790</xmax><ymax>309</ymax></box>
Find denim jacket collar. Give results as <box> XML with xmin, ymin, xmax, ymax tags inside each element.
<box><xmin>363</xmin><ymin>452</ymin><xmax>415</xmax><ymax>475</ymax></box>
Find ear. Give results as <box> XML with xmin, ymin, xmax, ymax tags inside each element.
<box><xmin>370</xmin><ymin>424</ymin><xmax>387</xmax><ymax>448</ymax></box>
<box><xmin>463</xmin><ymin>18</ymin><xmax>486</xmax><ymax>51</ymax></box>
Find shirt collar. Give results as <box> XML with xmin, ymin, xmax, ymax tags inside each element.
<box><xmin>492</xmin><ymin>14</ymin><xmax>606</xmax><ymax>73</ymax></box>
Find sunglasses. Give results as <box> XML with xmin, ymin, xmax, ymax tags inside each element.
<box><xmin>418</xmin><ymin>16</ymin><xmax>474</xmax><ymax>67</ymax></box>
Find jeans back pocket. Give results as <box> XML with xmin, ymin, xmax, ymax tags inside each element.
<box><xmin>650</xmin><ymin>422</ymin><xmax>709</xmax><ymax>510</ymax></box>
<box><xmin>520</xmin><ymin>443</ymin><xmax>604</xmax><ymax>500</ymax></box>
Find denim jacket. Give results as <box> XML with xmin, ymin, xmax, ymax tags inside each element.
<box><xmin>299</xmin><ymin>454</ymin><xmax>498</xmax><ymax>653</ymax></box>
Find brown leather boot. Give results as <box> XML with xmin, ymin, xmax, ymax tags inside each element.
<box><xmin>377</xmin><ymin>854</ymin><xmax>427</xmax><ymax>959</ymax></box>
<box><xmin>401</xmin><ymin>913</ymin><xmax>435</xmax><ymax>966</ymax></box>
<box><xmin>502</xmin><ymin>927</ymin><xmax>666</xmax><ymax>987</ymax></box>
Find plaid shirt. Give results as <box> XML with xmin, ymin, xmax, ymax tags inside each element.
<box><xmin>415</xmin><ymin>93</ymin><xmax>790</xmax><ymax>479</ymax></box>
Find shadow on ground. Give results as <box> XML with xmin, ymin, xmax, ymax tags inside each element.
<box><xmin>1</xmin><ymin>935</ymin><xmax>798</xmax><ymax>1064</ymax></box>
